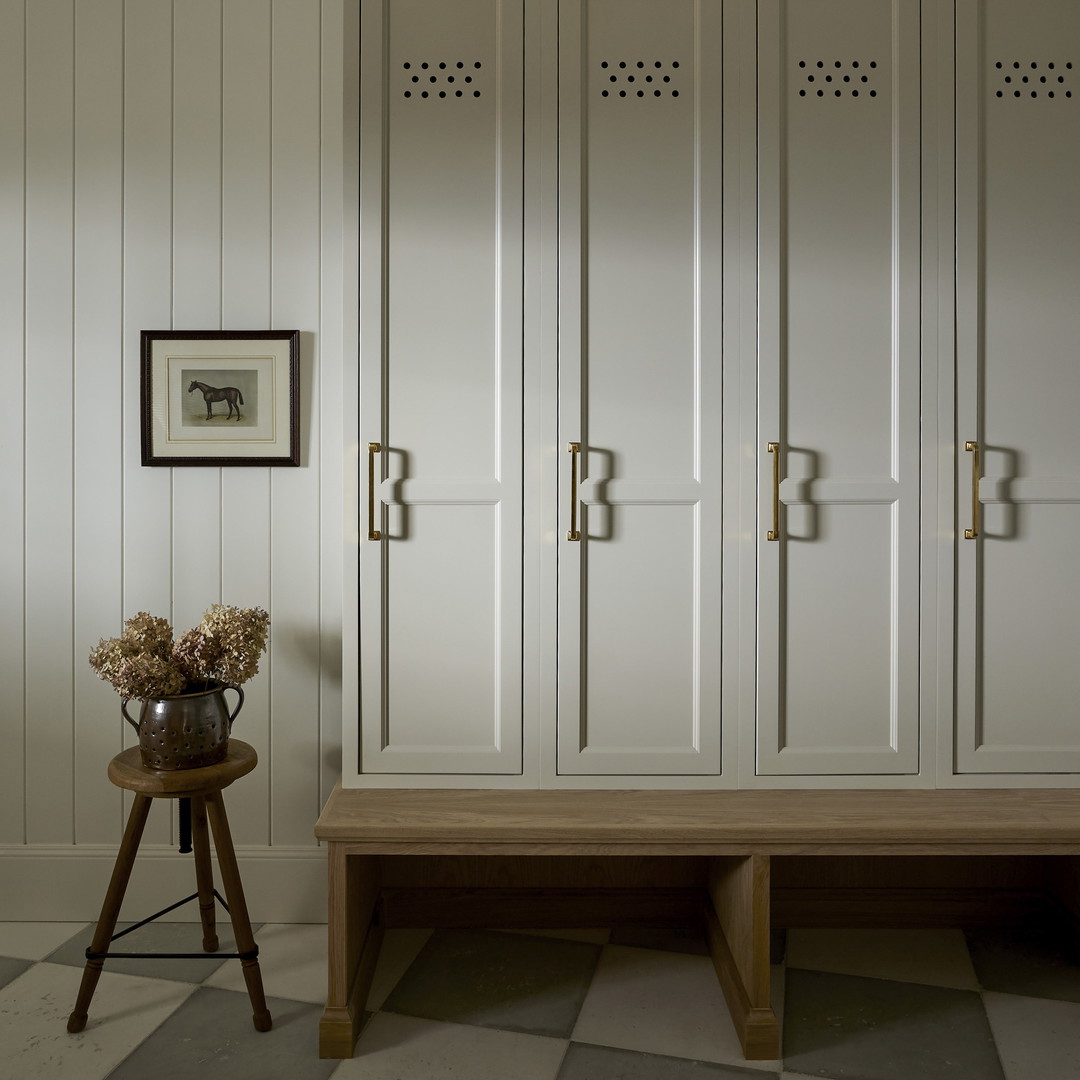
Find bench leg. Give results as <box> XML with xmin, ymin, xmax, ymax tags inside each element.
<box><xmin>205</xmin><ymin>790</ymin><xmax>272</xmax><ymax>1032</ymax></box>
<box><xmin>68</xmin><ymin>793</ymin><xmax>153</xmax><ymax>1033</ymax></box>
<box><xmin>321</xmin><ymin>849</ymin><xmax>382</xmax><ymax>1058</ymax></box>
<box><xmin>704</xmin><ymin>854</ymin><xmax>780</xmax><ymax>1061</ymax></box>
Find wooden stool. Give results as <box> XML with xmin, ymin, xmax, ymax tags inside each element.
<box><xmin>67</xmin><ymin>739</ymin><xmax>272</xmax><ymax>1034</ymax></box>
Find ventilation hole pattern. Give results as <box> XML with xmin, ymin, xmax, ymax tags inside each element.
<box><xmin>993</xmin><ymin>60</ymin><xmax>1073</xmax><ymax>98</ymax></box>
<box><xmin>401</xmin><ymin>60</ymin><xmax>484</xmax><ymax>99</ymax></box>
<box><xmin>599</xmin><ymin>60</ymin><xmax>683</xmax><ymax>98</ymax></box>
<box><xmin>796</xmin><ymin>58</ymin><xmax>879</xmax><ymax>98</ymax></box>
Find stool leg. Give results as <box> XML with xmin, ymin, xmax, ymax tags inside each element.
<box><xmin>67</xmin><ymin>793</ymin><xmax>153</xmax><ymax>1033</ymax></box>
<box><xmin>190</xmin><ymin>796</ymin><xmax>219</xmax><ymax>953</ymax></box>
<box><xmin>205</xmin><ymin>790</ymin><xmax>272</xmax><ymax>1032</ymax></box>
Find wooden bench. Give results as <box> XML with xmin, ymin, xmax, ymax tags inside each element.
<box><xmin>314</xmin><ymin>786</ymin><xmax>1080</xmax><ymax>1060</ymax></box>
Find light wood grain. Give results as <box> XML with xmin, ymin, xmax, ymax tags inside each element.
<box><xmin>707</xmin><ymin>856</ymin><xmax>771</xmax><ymax>1006</ymax></box>
<box><xmin>322</xmin><ymin>848</ymin><xmax>380</xmax><ymax>1058</ymax></box>
<box><xmin>704</xmin><ymin>856</ymin><xmax>776</xmax><ymax>1060</ymax></box>
<box><xmin>703</xmin><ymin>902</ymin><xmax>779</xmax><ymax>1060</ymax></box>
<box><xmin>316</xmin><ymin>786</ymin><xmax>1080</xmax><ymax>1059</ymax></box>
<box><xmin>316</xmin><ymin>784</ymin><xmax>1080</xmax><ymax>851</ymax></box>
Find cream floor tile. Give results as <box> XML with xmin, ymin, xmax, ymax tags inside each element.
<box><xmin>0</xmin><ymin>962</ymin><xmax>194</xmax><ymax>1080</ymax></box>
<box><xmin>983</xmin><ymin>991</ymin><xmax>1080</xmax><ymax>1080</ymax></box>
<box><xmin>333</xmin><ymin>1011</ymin><xmax>567</xmax><ymax>1080</ymax></box>
<box><xmin>785</xmin><ymin>928</ymin><xmax>979</xmax><ymax>990</ymax></box>
<box><xmin>203</xmin><ymin>922</ymin><xmax>327</xmax><ymax>1003</ymax></box>
<box><xmin>572</xmin><ymin>945</ymin><xmax>780</xmax><ymax>1072</ymax></box>
<box><xmin>366</xmin><ymin>929</ymin><xmax>433</xmax><ymax>1011</ymax></box>
<box><xmin>0</xmin><ymin>923</ymin><xmax>87</xmax><ymax>962</ymax></box>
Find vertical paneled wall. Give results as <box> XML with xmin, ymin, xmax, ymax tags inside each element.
<box><xmin>0</xmin><ymin>0</ymin><xmax>354</xmax><ymax>917</ymax></box>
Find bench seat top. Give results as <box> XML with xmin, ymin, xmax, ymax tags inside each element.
<box><xmin>315</xmin><ymin>785</ymin><xmax>1080</xmax><ymax>855</ymax></box>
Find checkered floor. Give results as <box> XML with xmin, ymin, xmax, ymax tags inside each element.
<box><xmin>1</xmin><ymin>920</ymin><xmax>1078</xmax><ymax>1079</ymax></box>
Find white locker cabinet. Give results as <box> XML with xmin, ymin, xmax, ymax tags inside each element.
<box><xmin>955</xmin><ymin>0</ymin><xmax>1080</xmax><ymax>774</ymax></box>
<box><xmin>347</xmin><ymin>0</ymin><xmax>1080</xmax><ymax>789</ymax></box>
<box><xmin>358</xmin><ymin>0</ymin><xmax>525</xmax><ymax>774</ymax></box>
<box><xmin>556</xmin><ymin>0</ymin><xmax>725</xmax><ymax>775</ymax></box>
<box><xmin>755</xmin><ymin>0</ymin><xmax>922</xmax><ymax>776</ymax></box>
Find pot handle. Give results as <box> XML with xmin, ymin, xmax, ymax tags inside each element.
<box><xmin>120</xmin><ymin>698</ymin><xmax>140</xmax><ymax>734</ymax></box>
<box><xmin>222</xmin><ymin>683</ymin><xmax>245</xmax><ymax>730</ymax></box>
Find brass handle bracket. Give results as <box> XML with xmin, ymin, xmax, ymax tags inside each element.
<box><xmin>766</xmin><ymin>441</ymin><xmax>781</xmax><ymax>541</ymax></box>
<box><xmin>367</xmin><ymin>441</ymin><xmax>382</xmax><ymax>541</ymax></box>
<box><xmin>963</xmin><ymin>440</ymin><xmax>979</xmax><ymax>540</ymax></box>
<box><xmin>567</xmin><ymin>442</ymin><xmax>581</xmax><ymax>541</ymax></box>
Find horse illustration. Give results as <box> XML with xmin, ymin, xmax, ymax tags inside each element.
<box><xmin>188</xmin><ymin>380</ymin><xmax>244</xmax><ymax>421</ymax></box>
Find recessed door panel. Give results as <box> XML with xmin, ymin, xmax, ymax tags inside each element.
<box><xmin>384</xmin><ymin>505</ymin><xmax>501</xmax><ymax>760</ymax></box>
<box><xmin>779</xmin><ymin>504</ymin><xmax>897</xmax><ymax>759</ymax></box>
<box><xmin>977</xmin><ymin>504</ymin><xmax>1080</xmax><ymax>760</ymax></box>
<box><xmin>756</xmin><ymin>0</ymin><xmax>921</xmax><ymax>776</ymax></box>
<box><xmin>557</xmin><ymin>0</ymin><xmax>723</xmax><ymax>775</ymax></box>
<box><xmin>359</xmin><ymin>0</ymin><xmax>523</xmax><ymax>774</ymax></box>
<box><xmin>955</xmin><ymin>0</ymin><xmax>1080</xmax><ymax>773</ymax></box>
<box><xmin>578</xmin><ymin>504</ymin><xmax>700</xmax><ymax>767</ymax></box>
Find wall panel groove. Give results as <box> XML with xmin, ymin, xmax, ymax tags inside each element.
<box><xmin>0</xmin><ymin>0</ymin><xmax>28</xmax><ymax>846</ymax></box>
<box><xmin>1</xmin><ymin>0</ymin><xmax>349</xmax><ymax>915</ymax></box>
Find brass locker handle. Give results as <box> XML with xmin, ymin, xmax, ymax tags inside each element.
<box><xmin>766</xmin><ymin>441</ymin><xmax>781</xmax><ymax>541</ymax></box>
<box><xmin>367</xmin><ymin>442</ymin><xmax>382</xmax><ymax>541</ymax></box>
<box><xmin>567</xmin><ymin>442</ymin><xmax>581</xmax><ymax>541</ymax></box>
<box><xmin>963</xmin><ymin>440</ymin><xmax>980</xmax><ymax>540</ymax></box>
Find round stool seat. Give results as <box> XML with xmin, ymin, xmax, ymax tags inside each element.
<box><xmin>108</xmin><ymin>739</ymin><xmax>257</xmax><ymax>798</ymax></box>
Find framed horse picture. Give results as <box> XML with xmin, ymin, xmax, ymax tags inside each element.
<box><xmin>140</xmin><ymin>330</ymin><xmax>300</xmax><ymax>466</ymax></box>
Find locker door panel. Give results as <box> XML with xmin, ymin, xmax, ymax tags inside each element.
<box><xmin>557</xmin><ymin>0</ymin><xmax>724</xmax><ymax>775</ymax></box>
<box><xmin>955</xmin><ymin>0</ymin><xmax>1080</xmax><ymax>773</ymax></box>
<box><xmin>358</xmin><ymin>0</ymin><xmax>523</xmax><ymax>774</ymax></box>
<box><xmin>756</xmin><ymin>0</ymin><xmax>921</xmax><ymax>776</ymax></box>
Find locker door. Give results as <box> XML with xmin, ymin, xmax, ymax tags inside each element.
<box><xmin>955</xmin><ymin>0</ymin><xmax>1080</xmax><ymax>774</ymax></box>
<box><xmin>358</xmin><ymin>0</ymin><xmax>524</xmax><ymax>774</ymax></box>
<box><xmin>557</xmin><ymin>0</ymin><xmax>724</xmax><ymax>776</ymax></box>
<box><xmin>756</xmin><ymin>0</ymin><xmax>922</xmax><ymax>776</ymax></box>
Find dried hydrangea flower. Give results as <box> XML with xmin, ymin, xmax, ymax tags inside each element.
<box><xmin>114</xmin><ymin>655</ymin><xmax>185</xmax><ymax>701</ymax></box>
<box><xmin>88</xmin><ymin>637</ymin><xmax>136</xmax><ymax>691</ymax></box>
<box><xmin>197</xmin><ymin>605</ymin><xmax>270</xmax><ymax>685</ymax></box>
<box><xmin>120</xmin><ymin>612</ymin><xmax>174</xmax><ymax>659</ymax></box>
<box><xmin>89</xmin><ymin>605</ymin><xmax>270</xmax><ymax>699</ymax></box>
<box><xmin>171</xmin><ymin>629</ymin><xmax>222</xmax><ymax>686</ymax></box>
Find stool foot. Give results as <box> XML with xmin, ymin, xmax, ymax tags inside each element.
<box><xmin>206</xmin><ymin>791</ymin><xmax>272</xmax><ymax>1034</ymax></box>
<box><xmin>67</xmin><ymin>959</ymin><xmax>105</xmax><ymax>1033</ymax></box>
<box><xmin>241</xmin><ymin>957</ymin><xmax>272</xmax><ymax>1032</ymax></box>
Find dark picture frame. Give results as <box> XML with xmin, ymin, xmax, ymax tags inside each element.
<box><xmin>140</xmin><ymin>330</ymin><xmax>300</xmax><ymax>467</ymax></box>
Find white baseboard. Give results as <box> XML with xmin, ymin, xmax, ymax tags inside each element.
<box><xmin>0</xmin><ymin>845</ymin><xmax>328</xmax><ymax>924</ymax></box>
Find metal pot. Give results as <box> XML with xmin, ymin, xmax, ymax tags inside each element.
<box><xmin>121</xmin><ymin>680</ymin><xmax>244</xmax><ymax>770</ymax></box>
